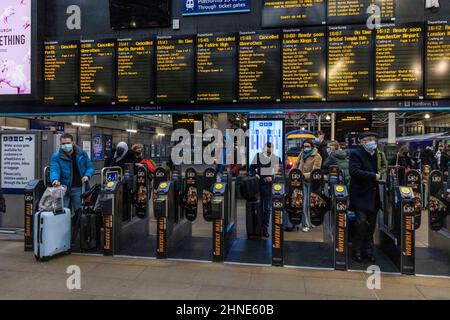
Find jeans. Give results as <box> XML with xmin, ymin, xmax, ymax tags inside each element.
<box><xmin>302</xmin><ymin>182</ymin><xmax>312</xmax><ymax>228</ymax></box>
<box><xmin>64</xmin><ymin>187</ymin><xmax>82</xmax><ymax>214</ymax></box>
<box><xmin>352</xmin><ymin>210</ymin><xmax>377</xmax><ymax>256</ymax></box>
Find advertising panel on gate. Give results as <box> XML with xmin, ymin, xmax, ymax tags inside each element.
<box><xmin>0</xmin><ymin>0</ymin><xmax>31</xmax><ymax>95</ymax></box>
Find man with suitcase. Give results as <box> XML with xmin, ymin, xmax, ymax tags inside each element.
<box><xmin>250</xmin><ymin>142</ymin><xmax>282</xmax><ymax>238</ymax></box>
<box><xmin>50</xmin><ymin>133</ymin><xmax>94</xmax><ymax>213</ymax></box>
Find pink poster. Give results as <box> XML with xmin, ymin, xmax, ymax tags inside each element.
<box><xmin>0</xmin><ymin>0</ymin><xmax>31</xmax><ymax>95</ymax></box>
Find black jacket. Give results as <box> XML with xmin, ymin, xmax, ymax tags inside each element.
<box><xmin>104</xmin><ymin>149</ymin><xmax>138</xmax><ymax>170</ymax></box>
<box><xmin>317</xmin><ymin>141</ymin><xmax>329</xmax><ymax>164</ymax></box>
<box><xmin>349</xmin><ymin>146</ymin><xmax>381</xmax><ymax>213</ymax></box>
<box><xmin>440</xmin><ymin>152</ymin><xmax>450</xmax><ymax>172</ymax></box>
<box><xmin>323</xmin><ymin>150</ymin><xmax>349</xmax><ymax>178</ymax></box>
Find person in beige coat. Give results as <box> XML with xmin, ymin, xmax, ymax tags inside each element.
<box><xmin>294</xmin><ymin>139</ymin><xmax>323</xmax><ymax>232</ymax></box>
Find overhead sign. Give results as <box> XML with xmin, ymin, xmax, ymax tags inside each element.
<box><xmin>30</xmin><ymin>120</ymin><xmax>65</xmax><ymax>133</ymax></box>
<box><xmin>1</xmin><ymin>134</ymin><xmax>35</xmax><ymax>189</ymax></box>
<box><xmin>0</xmin><ymin>0</ymin><xmax>31</xmax><ymax>95</ymax></box>
<box><xmin>182</xmin><ymin>0</ymin><xmax>250</xmax><ymax>16</ymax></box>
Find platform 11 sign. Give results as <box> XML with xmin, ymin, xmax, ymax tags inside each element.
<box><xmin>1</xmin><ymin>134</ymin><xmax>35</xmax><ymax>190</ymax></box>
<box><xmin>182</xmin><ymin>0</ymin><xmax>250</xmax><ymax>16</ymax></box>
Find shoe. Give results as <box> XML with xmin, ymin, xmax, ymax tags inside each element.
<box><xmin>302</xmin><ymin>227</ymin><xmax>310</xmax><ymax>232</ymax></box>
<box><xmin>352</xmin><ymin>253</ymin><xmax>363</xmax><ymax>263</ymax></box>
<box><xmin>263</xmin><ymin>230</ymin><xmax>270</xmax><ymax>238</ymax></box>
<box><xmin>363</xmin><ymin>253</ymin><xmax>376</xmax><ymax>263</ymax></box>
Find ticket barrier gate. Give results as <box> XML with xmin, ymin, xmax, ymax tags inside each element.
<box><xmin>153</xmin><ymin>180</ymin><xmax>193</xmax><ymax>259</ymax></box>
<box><xmin>211</xmin><ymin>174</ymin><xmax>237</xmax><ymax>262</ymax></box>
<box><xmin>378</xmin><ymin>184</ymin><xmax>416</xmax><ymax>275</ymax></box>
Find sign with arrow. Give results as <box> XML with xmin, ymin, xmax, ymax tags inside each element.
<box><xmin>1</xmin><ymin>134</ymin><xmax>36</xmax><ymax>190</ymax></box>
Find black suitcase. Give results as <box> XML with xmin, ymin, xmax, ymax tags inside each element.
<box><xmin>240</xmin><ymin>176</ymin><xmax>260</xmax><ymax>201</ymax></box>
<box><xmin>80</xmin><ymin>212</ymin><xmax>98</xmax><ymax>251</ymax></box>
<box><xmin>246</xmin><ymin>199</ymin><xmax>262</xmax><ymax>239</ymax></box>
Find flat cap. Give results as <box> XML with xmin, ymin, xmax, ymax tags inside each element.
<box><xmin>358</xmin><ymin>131</ymin><xmax>379</xmax><ymax>140</ymax></box>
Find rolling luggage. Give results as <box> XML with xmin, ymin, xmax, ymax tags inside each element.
<box><xmin>78</xmin><ymin>184</ymin><xmax>101</xmax><ymax>251</ymax></box>
<box><xmin>246</xmin><ymin>199</ymin><xmax>262</xmax><ymax>239</ymax></box>
<box><xmin>34</xmin><ymin>208</ymin><xmax>71</xmax><ymax>261</ymax></box>
<box><xmin>240</xmin><ymin>176</ymin><xmax>260</xmax><ymax>202</ymax></box>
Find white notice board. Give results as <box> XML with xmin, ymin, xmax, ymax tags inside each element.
<box><xmin>1</xmin><ymin>134</ymin><xmax>36</xmax><ymax>189</ymax></box>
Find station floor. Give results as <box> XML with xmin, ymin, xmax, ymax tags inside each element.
<box><xmin>0</xmin><ymin>239</ymin><xmax>449</xmax><ymax>300</ymax></box>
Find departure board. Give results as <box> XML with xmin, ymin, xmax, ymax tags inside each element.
<box><xmin>327</xmin><ymin>0</ymin><xmax>395</xmax><ymax>24</ymax></box>
<box><xmin>262</xmin><ymin>0</ymin><xmax>326</xmax><ymax>28</ymax></box>
<box><xmin>328</xmin><ymin>25</ymin><xmax>373</xmax><ymax>101</ymax></box>
<box><xmin>80</xmin><ymin>40</ymin><xmax>115</xmax><ymax>105</ymax></box>
<box><xmin>197</xmin><ymin>33</ymin><xmax>237</xmax><ymax>103</ymax></box>
<box><xmin>425</xmin><ymin>21</ymin><xmax>450</xmax><ymax>99</ymax></box>
<box><xmin>156</xmin><ymin>35</ymin><xmax>195</xmax><ymax>104</ymax></box>
<box><xmin>239</xmin><ymin>31</ymin><xmax>281</xmax><ymax>102</ymax></box>
<box><xmin>282</xmin><ymin>28</ymin><xmax>326</xmax><ymax>101</ymax></box>
<box><xmin>375</xmin><ymin>23</ymin><xmax>424</xmax><ymax>100</ymax></box>
<box><xmin>117</xmin><ymin>39</ymin><xmax>154</xmax><ymax>104</ymax></box>
<box><xmin>44</xmin><ymin>41</ymin><xmax>79</xmax><ymax>105</ymax></box>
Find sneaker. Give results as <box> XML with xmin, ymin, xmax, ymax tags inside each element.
<box><xmin>302</xmin><ymin>227</ymin><xmax>310</xmax><ymax>232</ymax></box>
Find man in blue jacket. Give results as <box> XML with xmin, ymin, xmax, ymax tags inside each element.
<box><xmin>349</xmin><ymin>132</ymin><xmax>382</xmax><ymax>263</ymax></box>
<box><xmin>50</xmin><ymin>133</ymin><xmax>94</xmax><ymax>212</ymax></box>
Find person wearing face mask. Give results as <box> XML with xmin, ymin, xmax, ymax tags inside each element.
<box><xmin>314</xmin><ymin>130</ymin><xmax>329</xmax><ymax>165</ymax></box>
<box><xmin>132</xmin><ymin>144</ymin><xmax>145</xmax><ymax>162</ymax></box>
<box><xmin>349</xmin><ymin>132</ymin><xmax>382</xmax><ymax>263</ymax></box>
<box><xmin>50</xmin><ymin>133</ymin><xmax>94</xmax><ymax>212</ymax></box>
<box><xmin>323</xmin><ymin>140</ymin><xmax>349</xmax><ymax>178</ymax></box>
<box><xmin>294</xmin><ymin>139</ymin><xmax>323</xmax><ymax>232</ymax></box>
<box><xmin>104</xmin><ymin>141</ymin><xmax>138</xmax><ymax>170</ymax></box>
<box><xmin>440</xmin><ymin>145</ymin><xmax>450</xmax><ymax>174</ymax></box>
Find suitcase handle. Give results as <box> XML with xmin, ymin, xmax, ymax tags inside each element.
<box><xmin>40</xmin><ymin>227</ymin><xmax>43</xmax><ymax>244</ymax></box>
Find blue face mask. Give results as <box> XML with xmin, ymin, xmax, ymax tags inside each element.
<box><xmin>304</xmin><ymin>147</ymin><xmax>312</xmax><ymax>153</ymax></box>
<box><xmin>364</xmin><ymin>141</ymin><xmax>377</xmax><ymax>151</ymax></box>
<box><xmin>61</xmin><ymin>143</ymin><xmax>73</xmax><ymax>153</ymax></box>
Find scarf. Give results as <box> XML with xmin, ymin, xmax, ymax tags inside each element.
<box><xmin>303</xmin><ymin>150</ymin><xmax>313</xmax><ymax>160</ymax></box>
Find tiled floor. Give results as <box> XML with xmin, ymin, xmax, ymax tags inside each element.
<box><xmin>1</xmin><ymin>240</ymin><xmax>449</xmax><ymax>300</ymax></box>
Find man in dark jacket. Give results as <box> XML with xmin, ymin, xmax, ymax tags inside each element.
<box><xmin>104</xmin><ymin>141</ymin><xmax>138</xmax><ymax>170</ymax></box>
<box><xmin>315</xmin><ymin>130</ymin><xmax>329</xmax><ymax>165</ymax></box>
<box><xmin>349</xmin><ymin>132</ymin><xmax>382</xmax><ymax>263</ymax></box>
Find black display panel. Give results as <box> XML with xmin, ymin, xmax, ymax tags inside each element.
<box><xmin>336</xmin><ymin>112</ymin><xmax>372</xmax><ymax>141</ymax></box>
<box><xmin>117</xmin><ymin>39</ymin><xmax>154</xmax><ymax>104</ymax></box>
<box><xmin>156</xmin><ymin>35</ymin><xmax>195</xmax><ymax>104</ymax></box>
<box><xmin>197</xmin><ymin>33</ymin><xmax>237</xmax><ymax>103</ymax></box>
<box><xmin>239</xmin><ymin>31</ymin><xmax>281</xmax><ymax>102</ymax></box>
<box><xmin>109</xmin><ymin>0</ymin><xmax>171</xmax><ymax>30</ymax></box>
<box><xmin>375</xmin><ymin>23</ymin><xmax>424</xmax><ymax>100</ymax></box>
<box><xmin>327</xmin><ymin>0</ymin><xmax>395</xmax><ymax>25</ymax></box>
<box><xmin>173</xmin><ymin>114</ymin><xmax>204</xmax><ymax>133</ymax></box>
<box><xmin>328</xmin><ymin>25</ymin><xmax>373</xmax><ymax>101</ymax></box>
<box><xmin>282</xmin><ymin>27</ymin><xmax>326</xmax><ymax>101</ymax></box>
<box><xmin>425</xmin><ymin>21</ymin><xmax>450</xmax><ymax>99</ymax></box>
<box><xmin>79</xmin><ymin>40</ymin><xmax>115</xmax><ymax>105</ymax></box>
<box><xmin>262</xmin><ymin>0</ymin><xmax>326</xmax><ymax>28</ymax></box>
<box><xmin>44</xmin><ymin>41</ymin><xmax>79</xmax><ymax>105</ymax></box>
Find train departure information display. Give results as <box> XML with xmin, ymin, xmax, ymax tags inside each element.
<box><xmin>44</xmin><ymin>41</ymin><xmax>79</xmax><ymax>105</ymax></box>
<box><xmin>426</xmin><ymin>21</ymin><xmax>450</xmax><ymax>99</ymax></box>
<box><xmin>262</xmin><ymin>0</ymin><xmax>326</xmax><ymax>28</ymax></box>
<box><xmin>375</xmin><ymin>24</ymin><xmax>424</xmax><ymax>100</ymax></box>
<box><xmin>156</xmin><ymin>36</ymin><xmax>195</xmax><ymax>104</ymax></box>
<box><xmin>117</xmin><ymin>39</ymin><xmax>154</xmax><ymax>104</ymax></box>
<box><xmin>328</xmin><ymin>25</ymin><xmax>373</xmax><ymax>101</ymax></box>
<box><xmin>239</xmin><ymin>31</ymin><xmax>281</xmax><ymax>102</ymax></box>
<box><xmin>80</xmin><ymin>40</ymin><xmax>115</xmax><ymax>104</ymax></box>
<box><xmin>327</xmin><ymin>0</ymin><xmax>395</xmax><ymax>24</ymax></box>
<box><xmin>282</xmin><ymin>28</ymin><xmax>326</xmax><ymax>101</ymax></box>
<box><xmin>197</xmin><ymin>33</ymin><xmax>237</xmax><ymax>103</ymax></box>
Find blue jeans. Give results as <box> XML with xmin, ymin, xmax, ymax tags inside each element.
<box><xmin>302</xmin><ymin>182</ymin><xmax>312</xmax><ymax>228</ymax></box>
<box><xmin>64</xmin><ymin>187</ymin><xmax>82</xmax><ymax>213</ymax></box>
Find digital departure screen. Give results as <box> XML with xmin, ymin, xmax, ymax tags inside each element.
<box><xmin>328</xmin><ymin>25</ymin><xmax>373</xmax><ymax>101</ymax></box>
<box><xmin>117</xmin><ymin>39</ymin><xmax>154</xmax><ymax>104</ymax></box>
<box><xmin>156</xmin><ymin>35</ymin><xmax>195</xmax><ymax>104</ymax></box>
<box><xmin>44</xmin><ymin>41</ymin><xmax>79</xmax><ymax>105</ymax></box>
<box><xmin>239</xmin><ymin>31</ymin><xmax>281</xmax><ymax>102</ymax></box>
<box><xmin>425</xmin><ymin>21</ymin><xmax>450</xmax><ymax>99</ymax></box>
<box><xmin>197</xmin><ymin>33</ymin><xmax>237</xmax><ymax>103</ymax></box>
<box><xmin>282</xmin><ymin>28</ymin><xmax>326</xmax><ymax>101</ymax></box>
<box><xmin>80</xmin><ymin>40</ymin><xmax>115</xmax><ymax>105</ymax></box>
<box><xmin>327</xmin><ymin>0</ymin><xmax>395</xmax><ymax>24</ymax></box>
<box><xmin>262</xmin><ymin>0</ymin><xmax>326</xmax><ymax>28</ymax></box>
<box><xmin>375</xmin><ymin>23</ymin><xmax>424</xmax><ymax>100</ymax></box>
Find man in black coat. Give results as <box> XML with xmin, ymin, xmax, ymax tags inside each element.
<box><xmin>349</xmin><ymin>132</ymin><xmax>382</xmax><ymax>263</ymax></box>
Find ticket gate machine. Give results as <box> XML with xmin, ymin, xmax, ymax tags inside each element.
<box><xmin>154</xmin><ymin>181</ymin><xmax>176</xmax><ymax>259</ymax></box>
<box><xmin>272</xmin><ymin>182</ymin><xmax>285</xmax><ymax>267</ymax></box>
<box><xmin>330</xmin><ymin>185</ymin><xmax>349</xmax><ymax>271</ymax></box>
